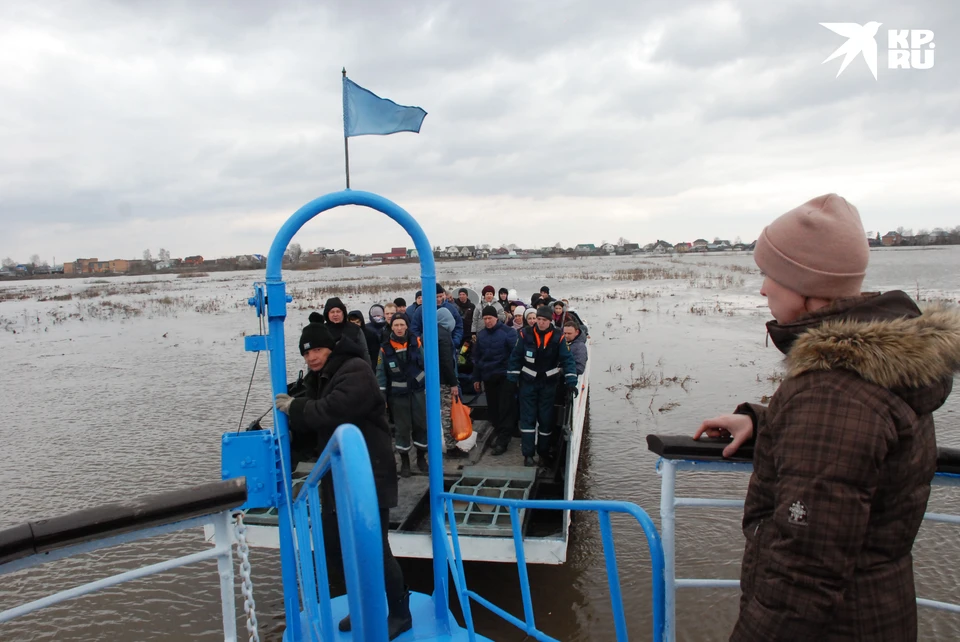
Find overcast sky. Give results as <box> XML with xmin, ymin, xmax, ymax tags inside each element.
<box><xmin>1</xmin><ymin>0</ymin><xmax>957</xmax><ymax>263</ymax></box>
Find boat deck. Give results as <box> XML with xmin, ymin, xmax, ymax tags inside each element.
<box><xmin>247</xmin><ymin>407</ymin><xmax>569</xmax><ymax>537</ymax></box>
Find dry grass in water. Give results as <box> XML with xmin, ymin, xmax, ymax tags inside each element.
<box><xmin>605</xmin><ymin>358</ymin><xmax>694</xmax><ymax>401</ymax></box>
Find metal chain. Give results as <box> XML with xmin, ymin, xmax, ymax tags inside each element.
<box><xmin>234</xmin><ymin>513</ymin><xmax>261</xmax><ymax>642</ymax></box>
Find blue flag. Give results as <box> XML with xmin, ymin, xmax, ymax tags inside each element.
<box><xmin>342</xmin><ymin>77</ymin><xmax>427</xmax><ymax>138</ymax></box>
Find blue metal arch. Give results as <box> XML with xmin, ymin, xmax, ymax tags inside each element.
<box><xmin>263</xmin><ymin>190</ymin><xmax>449</xmax><ymax>640</ymax></box>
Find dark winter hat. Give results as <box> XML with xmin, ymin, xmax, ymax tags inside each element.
<box><xmin>308</xmin><ymin>311</ymin><xmax>323</xmax><ymax>323</ymax></box>
<box><xmin>415</xmin><ymin>290</ymin><xmax>422</xmax><ymax>299</ymax></box>
<box><xmin>323</xmin><ymin>297</ymin><xmax>347</xmax><ymax>321</ymax></box>
<box><xmin>347</xmin><ymin>310</ymin><xmax>365</xmax><ymax>322</ymax></box>
<box><xmin>391</xmin><ymin>312</ymin><xmax>410</xmax><ymax>327</ymax></box>
<box><xmin>482</xmin><ymin>285</ymin><xmax>495</xmax><ymax>295</ymax></box>
<box><xmin>536</xmin><ymin>306</ymin><xmax>553</xmax><ymax>320</ymax></box>
<box><xmin>540</xmin><ymin>286</ymin><xmax>550</xmax><ymax>294</ymax></box>
<box><xmin>435</xmin><ymin>282</ymin><xmax>445</xmax><ymax>294</ymax></box>
<box><xmin>393</xmin><ymin>297</ymin><xmax>406</xmax><ymax>307</ymax></box>
<box><xmin>458</xmin><ymin>287</ymin><xmax>469</xmax><ymax>295</ymax></box>
<box><xmin>482</xmin><ymin>305</ymin><xmax>499</xmax><ymax>318</ymax></box>
<box><xmin>498</xmin><ymin>287</ymin><xmax>509</xmax><ymax>296</ymax></box>
<box><xmin>299</xmin><ymin>321</ymin><xmax>336</xmax><ymax>355</ymax></box>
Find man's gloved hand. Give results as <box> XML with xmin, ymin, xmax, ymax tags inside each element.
<box><xmin>275</xmin><ymin>393</ymin><xmax>294</xmax><ymax>414</ymax></box>
<box><xmin>568</xmin><ymin>385</ymin><xmax>578</xmax><ymax>398</ymax></box>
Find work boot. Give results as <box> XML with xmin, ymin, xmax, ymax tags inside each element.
<box><xmin>524</xmin><ymin>456</ymin><xmax>536</xmax><ymax>467</ymax></box>
<box><xmin>491</xmin><ymin>442</ymin><xmax>507</xmax><ymax>456</ymax></box>
<box><xmin>399</xmin><ymin>452</ymin><xmax>411</xmax><ymax>478</ymax></box>
<box><xmin>388</xmin><ymin>590</ymin><xmax>413</xmax><ymax>640</ymax></box>
<box><xmin>416</xmin><ymin>448</ymin><xmax>428</xmax><ymax>473</ymax></box>
<box><xmin>338</xmin><ymin>614</ymin><xmax>351</xmax><ymax>632</ymax></box>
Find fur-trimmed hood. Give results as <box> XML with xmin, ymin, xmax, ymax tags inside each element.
<box><xmin>770</xmin><ymin>290</ymin><xmax>960</xmax><ymax>415</ymax></box>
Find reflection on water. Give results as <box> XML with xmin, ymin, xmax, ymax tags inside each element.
<box><xmin>2</xmin><ymin>248</ymin><xmax>959</xmax><ymax>640</ymax></box>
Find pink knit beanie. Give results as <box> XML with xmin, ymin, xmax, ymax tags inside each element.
<box><xmin>754</xmin><ymin>194</ymin><xmax>868</xmax><ymax>298</ymax></box>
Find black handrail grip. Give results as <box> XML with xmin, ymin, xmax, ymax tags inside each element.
<box><xmin>646</xmin><ymin>434</ymin><xmax>754</xmax><ymax>463</ymax></box>
<box><xmin>0</xmin><ymin>478</ymin><xmax>247</xmax><ymax>566</ymax></box>
<box><xmin>938</xmin><ymin>447</ymin><xmax>960</xmax><ymax>475</ymax></box>
<box><xmin>0</xmin><ymin>523</ymin><xmax>34</xmax><ymax>567</ymax></box>
<box><xmin>648</xmin><ymin>435</ymin><xmax>960</xmax><ymax>476</ymax></box>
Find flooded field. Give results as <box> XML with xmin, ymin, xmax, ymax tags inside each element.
<box><xmin>2</xmin><ymin>247</ymin><xmax>959</xmax><ymax>641</ymax></box>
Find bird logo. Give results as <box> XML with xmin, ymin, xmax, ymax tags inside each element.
<box><xmin>820</xmin><ymin>22</ymin><xmax>883</xmax><ymax>79</ymax></box>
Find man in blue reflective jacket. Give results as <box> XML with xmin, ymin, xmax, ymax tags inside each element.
<box><xmin>507</xmin><ymin>306</ymin><xmax>578</xmax><ymax>467</ymax></box>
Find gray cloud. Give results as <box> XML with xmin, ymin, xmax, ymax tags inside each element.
<box><xmin>1</xmin><ymin>0</ymin><xmax>957</xmax><ymax>262</ymax></box>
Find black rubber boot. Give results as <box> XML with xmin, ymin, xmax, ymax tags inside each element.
<box><xmin>338</xmin><ymin>614</ymin><xmax>351</xmax><ymax>632</ymax></box>
<box><xmin>399</xmin><ymin>452</ymin><xmax>412</xmax><ymax>478</ymax></box>
<box><xmin>388</xmin><ymin>590</ymin><xmax>413</xmax><ymax>640</ymax></box>
<box><xmin>524</xmin><ymin>456</ymin><xmax>536</xmax><ymax>467</ymax></box>
<box><xmin>416</xmin><ymin>448</ymin><xmax>428</xmax><ymax>473</ymax></box>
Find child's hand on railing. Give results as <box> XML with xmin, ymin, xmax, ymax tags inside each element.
<box><xmin>694</xmin><ymin>414</ymin><xmax>754</xmax><ymax>458</ymax></box>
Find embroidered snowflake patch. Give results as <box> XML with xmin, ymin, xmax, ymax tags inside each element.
<box><xmin>788</xmin><ymin>500</ymin><xmax>808</xmax><ymax>526</ymax></box>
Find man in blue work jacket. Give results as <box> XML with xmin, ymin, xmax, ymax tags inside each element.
<box><xmin>507</xmin><ymin>306</ymin><xmax>578</xmax><ymax>467</ymax></box>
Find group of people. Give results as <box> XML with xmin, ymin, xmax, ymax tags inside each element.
<box><xmin>270</xmin><ymin>281</ymin><xmax>589</xmax><ymax>638</ymax></box>
<box><xmin>271</xmin><ymin>192</ymin><xmax>960</xmax><ymax>641</ymax></box>
<box><xmin>291</xmin><ymin>282</ymin><xmax>590</xmax><ymax>471</ymax></box>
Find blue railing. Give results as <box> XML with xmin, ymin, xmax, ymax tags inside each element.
<box><xmin>439</xmin><ymin>493</ymin><xmax>666</xmax><ymax>642</ymax></box>
<box><xmin>291</xmin><ymin>424</ymin><xmax>389</xmax><ymax>642</ymax></box>
<box><xmin>248</xmin><ymin>189</ymin><xmax>450</xmax><ymax>639</ymax></box>
<box><xmin>656</xmin><ymin>457</ymin><xmax>960</xmax><ymax>641</ymax></box>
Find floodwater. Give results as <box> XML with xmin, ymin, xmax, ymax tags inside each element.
<box><xmin>2</xmin><ymin>247</ymin><xmax>959</xmax><ymax>641</ymax></box>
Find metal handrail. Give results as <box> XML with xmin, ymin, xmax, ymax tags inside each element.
<box><xmin>439</xmin><ymin>492</ymin><xmax>666</xmax><ymax>642</ymax></box>
<box><xmin>0</xmin><ymin>508</ymin><xmax>242</xmax><ymax>640</ymax></box>
<box><xmin>290</xmin><ymin>423</ymin><xmax>389</xmax><ymax>641</ymax></box>
<box><xmin>656</xmin><ymin>457</ymin><xmax>960</xmax><ymax>641</ymax></box>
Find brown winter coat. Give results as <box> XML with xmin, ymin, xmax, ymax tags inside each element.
<box><xmin>730</xmin><ymin>291</ymin><xmax>960</xmax><ymax>642</ymax></box>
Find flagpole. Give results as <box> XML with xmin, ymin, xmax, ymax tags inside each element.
<box><xmin>342</xmin><ymin>67</ymin><xmax>351</xmax><ymax>189</ymax></box>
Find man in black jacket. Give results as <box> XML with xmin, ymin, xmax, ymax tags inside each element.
<box><xmin>453</xmin><ymin>288</ymin><xmax>476</xmax><ymax>334</ymax></box>
<box><xmin>275</xmin><ymin>320</ymin><xmax>411</xmax><ymax>639</ymax></box>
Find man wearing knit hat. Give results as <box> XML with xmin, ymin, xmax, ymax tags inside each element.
<box><xmin>473</xmin><ymin>305</ymin><xmax>519</xmax><ymax>455</ymax></box>
<box><xmin>275</xmin><ymin>315</ymin><xmax>412</xmax><ymax>638</ymax></box>
<box><xmin>319</xmin><ymin>297</ymin><xmax>371</xmax><ymax>367</ymax></box>
<box><xmin>453</xmin><ymin>287</ymin><xmax>477</xmax><ymax>336</ymax></box>
<box><xmin>507</xmin><ymin>304</ymin><xmax>579</xmax><ymax>467</ymax></box>
<box><xmin>409</xmin><ymin>282</ymin><xmax>464</xmax><ymax>348</ymax></box>
<box><xmin>472</xmin><ymin>285</ymin><xmax>506</xmax><ymax>336</ymax></box>
<box><xmin>694</xmin><ymin>193</ymin><xmax>960</xmax><ymax>641</ymax></box>
<box><xmin>376</xmin><ymin>312</ymin><xmax>428</xmax><ymax>477</ymax></box>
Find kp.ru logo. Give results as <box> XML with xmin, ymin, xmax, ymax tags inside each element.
<box><xmin>820</xmin><ymin>23</ymin><xmax>935</xmax><ymax>79</ymax></box>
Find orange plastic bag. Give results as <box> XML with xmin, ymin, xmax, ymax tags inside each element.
<box><xmin>451</xmin><ymin>394</ymin><xmax>473</xmax><ymax>441</ymax></box>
